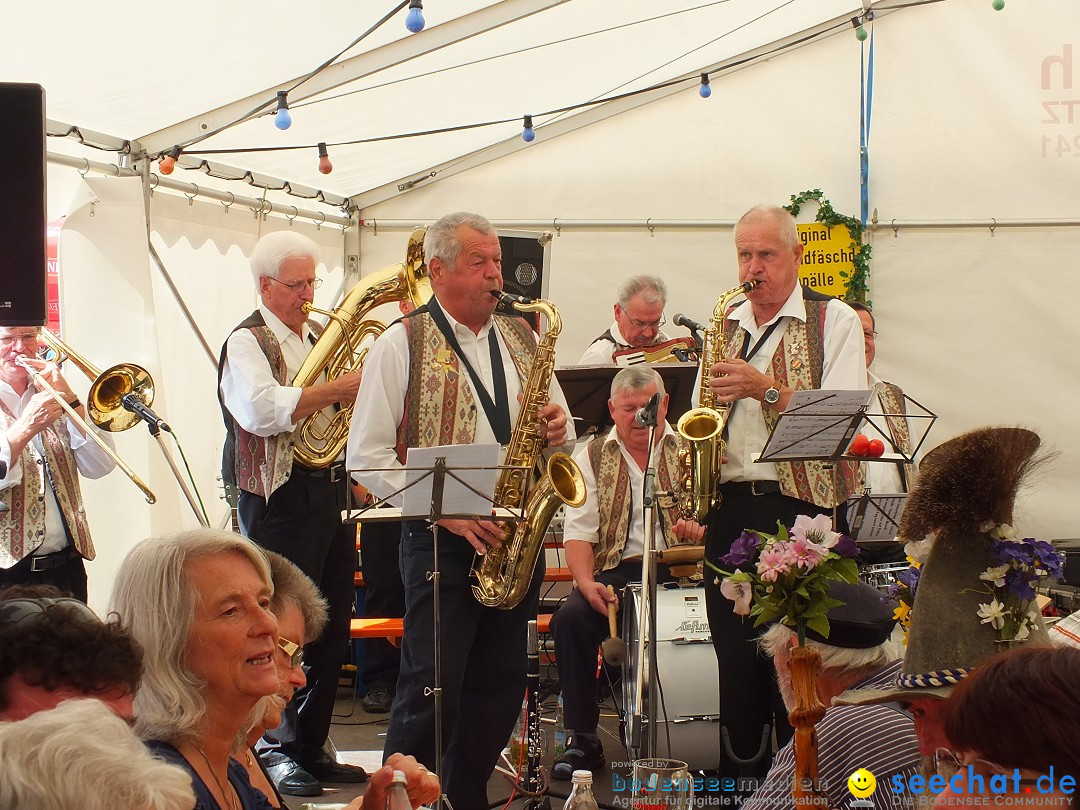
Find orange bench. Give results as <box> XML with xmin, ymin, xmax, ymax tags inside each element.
<box><xmin>351</xmin><ymin>613</ymin><xmax>553</xmax><ymax>640</ymax></box>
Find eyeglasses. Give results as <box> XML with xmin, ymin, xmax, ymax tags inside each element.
<box><xmin>863</xmin><ymin>330</ymin><xmax>878</xmax><ymax>340</ymax></box>
<box><xmin>277</xmin><ymin>637</ymin><xmax>304</xmax><ymax>669</ymax></box>
<box><xmin>627</xmin><ymin>314</ymin><xmax>667</xmax><ymax>331</ymax></box>
<box><xmin>0</xmin><ymin>332</ymin><xmax>41</xmax><ymax>349</ymax></box>
<box><xmin>0</xmin><ymin>597</ymin><xmax>99</xmax><ymax>626</ymax></box>
<box><xmin>266</xmin><ymin>276</ymin><xmax>323</xmax><ymax>293</ymax></box>
<box><xmin>934</xmin><ymin>748</ymin><xmax>1011</xmax><ymax>782</ymax></box>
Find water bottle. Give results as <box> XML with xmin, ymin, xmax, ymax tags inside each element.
<box><xmin>563</xmin><ymin>769</ymin><xmax>599</xmax><ymax>810</ymax></box>
<box><xmin>553</xmin><ymin>693</ymin><xmax>567</xmax><ymax>757</ymax></box>
<box><xmin>386</xmin><ymin>769</ymin><xmax>411</xmax><ymax>810</ymax></box>
<box><xmin>507</xmin><ymin>696</ymin><xmax>528</xmax><ymax>764</ymax></box>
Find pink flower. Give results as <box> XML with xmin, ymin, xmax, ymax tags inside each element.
<box><xmin>785</xmin><ymin>537</ymin><xmax>827</xmax><ymax>569</ymax></box>
<box><xmin>720</xmin><ymin>576</ymin><xmax>753</xmax><ymax>616</ymax></box>
<box><xmin>756</xmin><ymin>543</ymin><xmax>791</xmax><ymax>583</ymax></box>
<box><xmin>791</xmin><ymin>514</ymin><xmax>841</xmax><ymax>549</ymax></box>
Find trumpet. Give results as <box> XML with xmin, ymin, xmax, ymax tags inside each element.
<box><xmin>16</xmin><ymin>329</ymin><xmax>157</xmax><ymax>503</ymax></box>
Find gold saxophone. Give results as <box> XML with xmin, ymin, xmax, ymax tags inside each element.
<box><xmin>471</xmin><ymin>291</ymin><xmax>586</xmax><ymax>609</ymax></box>
<box><xmin>675</xmin><ymin>280</ymin><xmax>759</xmax><ymax>521</ymax></box>
<box><xmin>292</xmin><ymin>227</ymin><xmax>430</xmax><ymax>468</ymax></box>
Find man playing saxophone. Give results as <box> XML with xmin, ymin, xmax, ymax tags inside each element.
<box><xmin>217</xmin><ymin>231</ymin><xmax>367</xmax><ymax>797</ymax></box>
<box><xmin>347</xmin><ymin>212</ymin><xmax>573</xmax><ymax>810</ymax></box>
<box><xmin>701</xmin><ymin>205</ymin><xmax>866</xmax><ymax>790</ymax></box>
<box><xmin>550</xmin><ymin>365</ymin><xmax>704</xmax><ymax>779</ymax></box>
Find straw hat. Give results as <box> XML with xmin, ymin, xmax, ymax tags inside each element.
<box><xmin>834</xmin><ymin>426</ymin><xmax>1052</xmax><ymax>705</ymax></box>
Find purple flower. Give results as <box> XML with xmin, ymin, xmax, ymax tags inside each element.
<box><xmin>832</xmin><ymin>534</ymin><xmax>861</xmax><ymax>559</ymax></box>
<box><xmin>897</xmin><ymin>566</ymin><xmax>921</xmax><ymax>595</ymax></box>
<box><xmin>1004</xmin><ymin>568</ymin><xmax>1036</xmax><ymax>600</ymax></box>
<box><xmin>722</xmin><ymin>531</ymin><xmax>763</xmax><ymax>568</ymax></box>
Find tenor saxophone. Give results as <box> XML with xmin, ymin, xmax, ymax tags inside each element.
<box><xmin>675</xmin><ymin>280</ymin><xmax>759</xmax><ymax>521</ymax></box>
<box><xmin>470</xmin><ymin>291</ymin><xmax>586</xmax><ymax>609</ymax></box>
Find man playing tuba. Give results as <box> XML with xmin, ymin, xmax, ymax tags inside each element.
<box><xmin>218</xmin><ymin>231</ymin><xmax>367</xmax><ymax>797</ymax></box>
<box><xmin>347</xmin><ymin>211</ymin><xmax>573</xmax><ymax>810</ymax></box>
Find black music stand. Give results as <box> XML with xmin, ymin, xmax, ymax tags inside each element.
<box><xmin>556</xmin><ymin>363</ymin><xmax>699</xmax><ymax>436</ymax></box>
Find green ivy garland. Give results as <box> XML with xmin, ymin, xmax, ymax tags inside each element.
<box><xmin>784</xmin><ymin>189</ymin><xmax>871</xmax><ymax>305</ymax></box>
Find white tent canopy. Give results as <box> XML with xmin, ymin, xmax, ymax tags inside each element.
<box><xmin>4</xmin><ymin>0</ymin><xmax>1078</xmax><ymax>609</ymax></box>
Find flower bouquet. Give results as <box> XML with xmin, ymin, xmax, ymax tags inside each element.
<box><xmin>706</xmin><ymin>514</ymin><xmax>861</xmax><ymax>809</ymax></box>
<box><xmin>706</xmin><ymin>514</ymin><xmax>861</xmax><ymax>645</ymax></box>
<box><xmin>974</xmin><ymin>522</ymin><xmax>1063</xmax><ymax>642</ymax></box>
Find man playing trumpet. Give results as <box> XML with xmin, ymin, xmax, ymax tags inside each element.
<box><xmin>0</xmin><ymin>324</ymin><xmax>116</xmax><ymax>602</ymax></box>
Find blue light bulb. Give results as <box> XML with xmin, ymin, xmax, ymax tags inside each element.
<box><xmin>699</xmin><ymin>73</ymin><xmax>712</xmax><ymax>99</ymax></box>
<box><xmin>274</xmin><ymin>91</ymin><xmax>292</xmax><ymax>130</ymax></box>
<box><xmin>522</xmin><ymin>115</ymin><xmax>535</xmax><ymax>143</ymax></box>
<box><xmin>405</xmin><ymin>0</ymin><xmax>425</xmax><ymax>33</ymax></box>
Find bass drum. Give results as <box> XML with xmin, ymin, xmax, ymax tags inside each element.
<box><xmin>622</xmin><ymin>583</ymin><xmax>720</xmax><ymax>771</ymax></box>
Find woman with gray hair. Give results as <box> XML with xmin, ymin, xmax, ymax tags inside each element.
<box><xmin>111</xmin><ymin>528</ymin><xmax>282</xmax><ymax>810</ymax></box>
<box><xmin>0</xmin><ymin>697</ymin><xmax>196</xmax><ymax>810</ymax></box>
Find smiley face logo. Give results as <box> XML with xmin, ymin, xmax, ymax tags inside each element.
<box><xmin>848</xmin><ymin>768</ymin><xmax>877</xmax><ymax>798</ymax></box>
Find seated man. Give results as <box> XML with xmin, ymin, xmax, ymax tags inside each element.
<box><xmin>579</xmin><ymin>275</ymin><xmax>687</xmax><ymax>365</ymax></box>
<box><xmin>550</xmin><ymin>365</ymin><xmax>704</xmax><ymax>778</ymax></box>
<box><xmin>0</xmin><ymin>584</ymin><xmax>142</xmax><ymax>721</ymax></box>
<box><xmin>742</xmin><ymin>581</ymin><xmax>921</xmax><ymax>810</ymax></box>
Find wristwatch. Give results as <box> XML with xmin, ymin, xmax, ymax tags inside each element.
<box><xmin>763</xmin><ymin>382</ymin><xmax>781</xmax><ymax>405</ymax></box>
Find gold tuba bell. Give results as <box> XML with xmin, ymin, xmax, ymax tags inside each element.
<box><xmin>675</xmin><ymin>280</ymin><xmax>758</xmax><ymax>521</ymax></box>
<box><xmin>292</xmin><ymin>227</ymin><xmax>431</xmax><ymax>468</ymax></box>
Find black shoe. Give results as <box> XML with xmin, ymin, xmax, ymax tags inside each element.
<box><xmin>265</xmin><ymin>759</ymin><xmax>322</xmax><ymax>797</ymax></box>
<box><xmin>551</xmin><ymin>735</ymin><xmax>605</xmax><ymax>781</ymax></box>
<box><xmin>299</xmin><ymin>751</ymin><xmax>369</xmax><ymax>784</ymax></box>
<box><xmin>362</xmin><ymin>683</ymin><xmax>395</xmax><ymax>714</ymax></box>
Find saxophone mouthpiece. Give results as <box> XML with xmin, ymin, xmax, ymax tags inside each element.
<box><xmin>491</xmin><ymin>289</ymin><xmax>533</xmax><ymax>305</ymax></box>
<box><xmin>742</xmin><ymin>280</ymin><xmax>760</xmax><ymax>293</ymax></box>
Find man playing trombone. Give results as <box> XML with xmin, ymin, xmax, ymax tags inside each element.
<box><xmin>0</xmin><ymin>323</ymin><xmax>116</xmax><ymax>602</ymax></box>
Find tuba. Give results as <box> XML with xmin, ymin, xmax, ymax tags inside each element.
<box><xmin>471</xmin><ymin>291</ymin><xmax>586</xmax><ymax>610</ymax></box>
<box><xmin>675</xmin><ymin>280</ymin><xmax>758</xmax><ymax>521</ymax></box>
<box><xmin>292</xmin><ymin>228</ymin><xmax>430</xmax><ymax>468</ymax></box>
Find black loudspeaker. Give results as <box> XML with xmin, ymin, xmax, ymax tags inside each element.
<box><xmin>496</xmin><ymin>232</ymin><xmax>549</xmax><ymax>333</ymax></box>
<box><xmin>0</xmin><ymin>83</ymin><xmax>47</xmax><ymax>327</ymax></box>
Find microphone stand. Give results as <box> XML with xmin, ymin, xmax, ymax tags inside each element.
<box><xmin>631</xmin><ymin>402</ymin><xmax>661</xmax><ymax>759</ymax></box>
<box><xmin>122</xmin><ymin>395</ymin><xmax>210</xmax><ymax>526</ymax></box>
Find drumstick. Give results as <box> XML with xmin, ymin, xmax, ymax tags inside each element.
<box><xmin>601</xmin><ymin>584</ymin><xmax>626</xmax><ymax>667</ymax></box>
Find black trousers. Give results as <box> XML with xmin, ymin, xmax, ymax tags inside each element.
<box><xmin>359</xmin><ymin>519</ymin><xmax>405</xmax><ymax>691</ymax></box>
<box><xmin>239</xmin><ymin>468</ymin><xmax>356</xmax><ymax>765</ymax></box>
<box><xmin>550</xmin><ymin>559</ymin><xmax>671</xmax><ymax>734</ymax></box>
<box><xmin>703</xmin><ymin>482</ymin><xmax>832</xmax><ymax>780</ymax></box>
<box><xmin>385</xmin><ymin>520</ymin><xmax>544</xmax><ymax>810</ymax></box>
<box><xmin>0</xmin><ymin>549</ymin><xmax>87</xmax><ymax>603</ymax></box>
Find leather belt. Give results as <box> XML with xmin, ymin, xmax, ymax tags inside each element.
<box><xmin>29</xmin><ymin>547</ymin><xmax>78</xmax><ymax>573</ymax></box>
<box><xmin>292</xmin><ymin>462</ymin><xmax>346</xmax><ymax>484</ymax></box>
<box><xmin>720</xmin><ymin>480</ymin><xmax>782</xmax><ymax>497</ymax></box>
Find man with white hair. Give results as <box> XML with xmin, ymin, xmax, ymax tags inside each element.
<box><xmin>218</xmin><ymin>230</ymin><xmax>366</xmax><ymax>796</ymax></box>
<box><xmin>742</xmin><ymin>580</ymin><xmax>921</xmax><ymax>810</ymax></box>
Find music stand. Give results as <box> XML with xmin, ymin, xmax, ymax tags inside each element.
<box><xmin>555</xmin><ymin>363</ymin><xmax>699</xmax><ymax>436</ymax></box>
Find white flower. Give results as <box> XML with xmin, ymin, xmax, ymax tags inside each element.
<box><xmin>977</xmin><ymin>599</ymin><xmax>1007</xmax><ymax>630</ymax></box>
<box><xmin>720</xmin><ymin>577</ymin><xmax>753</xmax><ymax>617</ymax></box>
<box><xmin>979</xmin><ymin>564</ymin><xmax>1010</xmax><ymax>588</ymax></box>
<box><xmin>904</xmin><ymin>533</ymin><xmax>937</xmax><ymax>565</ymax></box>
<box><xmin>979</xmin><ymin>520</ymin><xmax>997</xmax><ymax>534</ymax></box>
<box><xmin>791</xmin><ymin>514</ymin><xmax>841</xmax><ymax>549</ymax></box>
<box><xmin>985</xmin><ymin>522</ymin><xmax>1020</xmax><ymax>542</ymax></box>
<box><xmin>1014</xmin><ymin>620</ymin><xmax>1032</xmax><ymax>641</ymax></box>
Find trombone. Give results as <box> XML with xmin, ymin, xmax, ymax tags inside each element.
<box><xmin>15</xmin><ymin>329</ymin><xmax>157</xmax><ymax>504</ymax></box>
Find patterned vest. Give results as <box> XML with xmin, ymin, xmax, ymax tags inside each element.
<box><xmin>217</xmin><ymin>311</ymin><xmax>295</xmax><ymax>500</ymax></box>
<box><xmin>395</xmin><ymin>310</ymin><xmax>537</xmax><ymax>460</ymax></box>
<box><xmin>585</xmin><ymin>429</ymin><xmax>684</xmax><ymax>574</ymax></box>
<box><xmin>723</xmin><ymin>296</ymin><xmax>860</xmax><ymax>509</ymax></box>
<box><xmin>0</xmin><ymin>401</ymin><xmax>95</xmax><ymax>568</ymax></box>
<box><xmin>876</xmin><ymin>380</ymin><xmax>917</xmax><ymax>491</ymax></box>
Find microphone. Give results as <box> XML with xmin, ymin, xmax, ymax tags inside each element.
<box><xmin>672</xmin><ymin>313</ymin><xmax>706</xmax><ymax>333</ymax></box>
<box><xmin>634</xmin><ymin>392</ymin><xmax>660</xmax><ymax>428</ymax></box>
<box><xmin>122</xmin><ymin>394</ymin><xmax>172</xmax><ymax>433</ymax></box>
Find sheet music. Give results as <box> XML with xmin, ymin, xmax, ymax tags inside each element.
<box><xmin>401</xmin><ymin>443</ymin><xmax>500</xmax><ymax>519</ymax></box>
<box><xmin>758</xmin><ymin>389</ymin><xmax>873</xmax><ymax>462</ymax></box>
<box><xmin>846</xmin><ymin>494</ymin><xmax>907</xmax><ymax>542</ymax></box>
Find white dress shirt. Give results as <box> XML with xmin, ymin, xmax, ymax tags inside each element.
<box><xmin>563</xmin><ymin>424</ymin><xmax>675</xmax><ymax>560</ymax></box>
<box><xmin>694</xmin><ymin>286</ymin><xmax>867</xmax><ymax>483</ymax></box>
<box><xmin>347</xmin><ymin>300</ymin><xmax>576</xmax><ymax>506</ymax></box>
<box><xmin>218</xmin><ymin>304</ymin><xmax>308</xmax><ymax>437</ymax></box>
<box><xmin>0</xmin><ymin>380</ymin><xmax>116</xmax><ymax>556</ymax></box>
<box><xmin>577</xmin><ymin>321</ymin><xmax>673</xmax><ymax>366</ymax></box>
